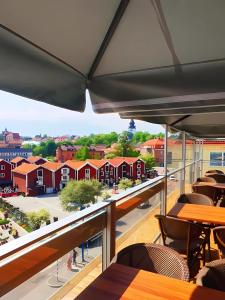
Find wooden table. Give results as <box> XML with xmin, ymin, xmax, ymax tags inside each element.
<box><xmin>192</xmin><ymin>182</ymin><xmax>225</xmax><ymax>189</ymax></box>
<box><xmin>168</xmin><ymin>202</ymin><xmax>225</xmax><ymax>225</ymax></box>
<box><xmin>76</xmin><ymin>263</ymin><xmax>225</xmax><ymax>299</ymax></box>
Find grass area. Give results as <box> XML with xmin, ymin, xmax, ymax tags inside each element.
<box><xmin>23</xmin><ymin>225</ymin><xmax>33</xmax><ymax>232</ymax></box>
<box><xmin>0</xmin><ymin>219</ymin><xmax>10</xmax><ymax>225</ymax></box>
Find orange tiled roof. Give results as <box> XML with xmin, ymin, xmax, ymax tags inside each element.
<box><xmin>85</xmin><ymin>159</ymin><xmax>107</xmax><ymax>168</ymax></box>
<box><xmin>42</xmin><ymin>161</ymin><xmax>62</xmax><ymax>171</ymax></box>
<box><xmin>142</xmin><ymin>138</ymin><xmax>164</xmax><ymax>148</ymax></box>
<box><xmin>27</xmin><ymin>156</ymin><xmax>46</xmax><ymax>163</ymax></box>
<box><xmin>64</xmin><ymin>160</ymin><xmax>86</xmax><ymax>169</ymax></box>
<box><xmin>107</xmin><ymin>157</ymin><xmax>126</xmax><ymax>167</ymax></box>
<box><xmin>12</xmin><ymin>163</ymin><xmax>38</xmax><ymax>175</ymax></box>
<box><xmin>11</xmin><ymin>156</ymin><xmax>29</xmax><ymax>164</ymax></box>
<box><xmin>122</xmin><ymin>157</ymin><xmax>140</xmax><ymax>164</ymax></box>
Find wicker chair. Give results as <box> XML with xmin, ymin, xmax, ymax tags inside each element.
<box><xmin>177</xmin><ymin>193</ymin><xmax>214</xmax><ymax>206</ymax></box>
<box><xmin>213</xmin><ymin>226</ymin><xmax>225</xmax><ymax>258</ymax></box>
<box><xmin>116</xmin><ymin>243</ymin><xmax>189</xmax><ymax>281</ymax></box>
<box><xmin>196</xmin><ymin>177</ymin><xmax>216</xmax><ymax>183</ymax></box>
<box><xmin>206</xmin><ymin>170</ymin><xmax>224</xmax><ymax>175</ymax></box>
<box><xmin>155</xmin><ymin>215</ymin><xmax>208</xmax><ymax>277</ymax></box>
<box><xmin>192</xmin><ymin>185</ymin><xmax>219</xmax><ymax>205</ymax></box>
<box><xmin>177</xmin><ymin>193</ymin><xmax>213</xmax><ymax>257</ymax></box>
<box><xmin>196</xmin><ymin>259</ymin><xmax>225</xmax><ymax>292</ymax></box>
<box><xmin>206</xmin><ymin>173</ymin><xmax>225</xmax><ymax>183</ymax></box>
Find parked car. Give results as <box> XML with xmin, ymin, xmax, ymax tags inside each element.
<box><xmin>169</xmin><ymin>175</ymin><xmax>177</xmax><ymax>181</ymax></box>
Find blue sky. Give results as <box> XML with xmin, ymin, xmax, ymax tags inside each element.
<box><xmin>0</xmin><ymin>90</ymin><xmax>163</xmax><ymax>136</ymax></box>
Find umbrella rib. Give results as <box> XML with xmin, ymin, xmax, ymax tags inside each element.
<box><xmin>170</xmin><ymin>115</ymin><xmax>191</xmax><ymax>126</ymax></box>
<box><xmin>88</xmin><ymin>0</ymin><xmax>130</xmax><ymax>80</ymax></box>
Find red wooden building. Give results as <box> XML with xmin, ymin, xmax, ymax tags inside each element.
<box><xmin>65</xmin><ymin>160</ymin><xmax>98</xmax><ymax>181</ymax></box>
<box><xmin>86</xmin><ymin>159</ymin><xmax>115</xmax><ymax>185</ymax></box>
<box><xmin>124</xmin><ymin>157</ymin><xmax>146</xmax><ymax>180</ymax></box>
<box><xmin>27</xmin><ymin>156</ymin><xmax>47</xmax><ymax>165</ymax></box>
<box><xmin>56</xmin><ymin>145</ymin><xmax>105</xmax><ymax>163</ymax></box>
<box><xmin>11</xmin><ymin>156</ymin><xmax>30</xmax><ymax>169</ymax></box>
<box><xmin>0</xmin><ymin>159</ymin><xmax>12</xmax><ymax>186</ymax></box>
<box><xmin>42</xmin><ymin>161</ymin><xmax>75</xmax><ymax>191</ymax></box>
<box><xmin>12</xmin><ymin>163</ymin><xmax>53</xmax><ymax>196</ymax></box>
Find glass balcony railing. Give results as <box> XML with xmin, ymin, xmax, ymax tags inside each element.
<box><xmin>0</xmin><ymin>128</ymin><xmax>206</xmax><ymax>299</ymax></box>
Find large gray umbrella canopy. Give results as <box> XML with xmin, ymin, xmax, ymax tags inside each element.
<box><xmin>1</xmin><ymin>0</ymin><xmax>225</xmax><ymax>136</ymax></box>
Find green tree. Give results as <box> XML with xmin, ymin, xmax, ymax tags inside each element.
<box><xmin>26</xmin><ymin>208</ymin><xmax>50</xmax><ymax>229</ymax></box>
<box><xmin>105</xmin><ymin>153</ymin><xmax>117</xmax><ymax>159</ymax></box>
<box><xmin>75</xmin><ymin>146</ymin><xmax>90</xmax><ymax>160</ymax></box>
<box><xmin>74</xmin><ymin>132</ymin><xmax>119</xmax><ymax>147</ymax></box>
<box><xmin>114</xmin><ymin>131</ymin><xmax>140</xmax><ymax>157</ymax></box>
<box><xmin>38</xmin><ymin>208</ymin><xmax>50</xmax><ymax>223</ymax></box>
<box><xmin>139</xmin><ymin>154</ymin><xmax>156</xmax><ymax>170</ymax></box>
<box><xmin>118</xmin><ymin>178</ymin><xmax>133</xmax><ymax>190</ymax></box>
<box><xmin>135</xmin><ymin>179</ymin><xmax>142</xmax><ymax>185</ymax></box>
<box><xmin>118</xmin><ymin>131</ymin><xmax>130</xmax><ymax>156</ymax></box>
<box><xmin>102</xmin><ymin>189</ymin><xmax>111</xmax><ymax>200</ymax></box>
<box><xmin>60</xmin><ymin>180</ymin><xmax>103</xmax><ymax>211</ymax></box>
<box><xmin>45</xmin><ymin>140</ymin><xmax>57</xmax><ymax>156</ymax></box>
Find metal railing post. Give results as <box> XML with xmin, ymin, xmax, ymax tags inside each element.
<box><xmin>102</xmin><ymin>200</ymin><xmax>116</xmax><ymax>271</ymax></box>
<box><xmin>162</xmin><ymin>124</ymin><xmax>168</xmax><ymax>215</ymax></box>
<box><xmin>180</xmin><ymin>132</ymin><xmax>186</xmax><ymax>194</ymax></box>
<box><xmin>200</xmin><ymin>139</ymin><xmax>204</xmax><ymax>177</ymax></box>
<box><xmin>191</xmin><ymin>140</ymin><xmax>196</xmax><ymax>183</ymax></box>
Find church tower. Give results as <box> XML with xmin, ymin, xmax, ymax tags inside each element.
<box><xmin>128</xmin><ymin>119</ymin><xmax>136</xmax><ymax>140</ymax></box>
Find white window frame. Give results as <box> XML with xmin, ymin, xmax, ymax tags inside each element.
<box><xmin>0</xmin><ymin>165</ymin><xmax>5</xmax><ymax>170</ymax></box>
<box><xmin>61</xmin><ymin>167</ymin><xmax>69</xmax><ymax>175</ymax></box>
<box><xmin>61</xmin><ymin>175</ymin><xmax>69</xmax><ymax>182</ymax></box>
<box><xmin>105</xmin><ymin>164</ymin><xmax>109</xmax><ymax>173</ymax></box>
<box><xmin>85</xmin><ymin>168</ymin><xmax>90</xmax><ymax>179</ymax></box>
<box><xmin>37</xmin><ymin>169</ymin><xmax>43</xmax><ymax>177</ymax></box>
<box><xmin>101</xmin><ymin>170</ymin><xmax>104</xmax><ymax>176</ymax></box>
<box><xmin>0</xmin><ymin>173</ymin><xmax>5</xmax><ymax>178</ymax></box>
<box><xmin>37</xmin><ymin>169</ymin><xmax>43</xmax><ymax>185</ymax></box>
<box><xmin>122</xmin><ymin>165</ymin><xmax>126</xmax><ymax>172</ymax></box>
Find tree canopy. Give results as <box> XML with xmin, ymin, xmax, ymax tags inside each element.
<box><xmin>106</xmin><ymin>131</ymin><xmax>140</xmax><ymax>157</ymax></box>
<box><xmin>132</xmin><ymin>131</ymin><xmax>164</xmax><ymax>144</ymax></box>
<box><xmin>26</xmin><ymin>208</ymin><xmax>50</xmax><ymax>229</ymax></box>
<box><xmin>22</xmin><ymin>131</ymin><xmax>164</xmax><ymax>158</ymax></box>
<box><xmin>75</xmin><ymin>132</ymin><xmax>119</xmax><ymax>147</ymax></box>
<box><xmin>139</xmin><ymin>153</ymin><xmax>156</xmax><ymax>170</ymax></box>
<box><xmin>75</xmin><ymin>146</ymin><xmax>90</xmax><ymax>161</ymax></box>
<box><xmin>118</xmin><ymin>178</ymin><xmax>133</xmax><ymax>190</ymax></box>
<box><xmin>60</xmin><ymin>180</ymin><xmax>103</xmax><ymax>211</ymax></box>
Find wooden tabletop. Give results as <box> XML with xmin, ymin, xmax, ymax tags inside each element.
<box><xmin>76</xmin><ymin>263</ymin><xmax>225</xmax><ymax>300</ymax></box>
<box><xmin>168</xmin><ymin>202</ymin><xmax>225</xmax><ymax>225</ymax></box>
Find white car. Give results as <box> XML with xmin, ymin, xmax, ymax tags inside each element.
<box><xmin>169</xmin><ymin>175</ymin><xmax>177</xmax><ymax>181</ymax></box>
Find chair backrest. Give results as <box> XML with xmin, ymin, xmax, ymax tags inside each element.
<box><xmin>197</xmin><ymin>176</ymin><xmax>216</xmax><ymax>183</ymax></box>
<box><xmin>177</xmin><ymin>193</ymin><xmax>214</xmax><ymax>206</ymax></box>
<box><xmin>192</xmin><ymin>185</ymin><xmax>217</xmax><ymax>202</ymax></box>
<box><xmin>196</xmin><ymin>259</ymin><xmax>225</xmax><ymax>292</ymax></box>
<box><xmin>116</xmin><ymin>243</ymin><xmax>189</xmax><ymax>281</ymax></box>
<box><xmin>206</xmin><ymin>170</ymin><xmax>224</xmax><ymax>175</ymax></box>
<box><xmin>155</xmin><ymin>215</ymin><xmax>190</xmax><ymax>241</ymax></box>
<box><xmin>206</xmin><ymin>173</ymin><xmax>225</xmax><ymax>183</ymax></box>
<box><xmin>213</xmin><ymin>226</ymin><xmax>225</xmax><ymax>255</ymax></box>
